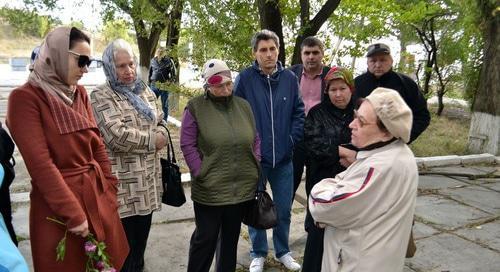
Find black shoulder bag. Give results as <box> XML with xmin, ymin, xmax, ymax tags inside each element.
<box><xmin>243</xmin><ymin>173</ymin><xmax>278</xmax><ymax>230</ymax></box>
<box><xmin>160</xmin><ymin>126</ymin><xmax>186</xmax><ymax>207</ymax></box>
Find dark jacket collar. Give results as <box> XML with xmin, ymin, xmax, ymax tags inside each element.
<box><xmin>321</xmin><ymin>96</ymin><xmax>355</xmax><ymax>118</ymax></box>
<box><xmin>357</xmin><ymin>137</ymin><xmax>398</xmax><ymax>151</ymax></box>
<box><xmin>206</xmin><ymin>91</ymin><xmax>233</xmax><ymax>105</ymax></box>
<box><xmin>366</xmin><ymin>68</ymin><xmax>395</xmax><ymax>82</ymax></box>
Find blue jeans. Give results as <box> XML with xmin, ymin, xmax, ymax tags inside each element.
<box><xmin>150</xmin><ymin>83</ymin><xmax>169</xmax><ymax>121</ymax></box>
<box><xmin>249</xmin><ymin>161</ymin><xmax>294</xmax><ymax>259</ymax></box>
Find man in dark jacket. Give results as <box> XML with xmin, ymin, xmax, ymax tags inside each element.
<box><xmin>354</xmin><ymin>43</ymin><xmax>430</xmax><ymax>258</ymax></box>
<box><xmin>148</xmin><ymin>47</ymin><xmax>176</xmax><ymax>121</ymax></box>
<box><xmin>288</xmin><ymin>36</ymin><xmax>330</xmax><ymax>199</ymax></box>
<box><xmin>234</xmin><ymin>29</ymin><xmax>304</xmax><ymax>272</ymax></box>
<box><xmin>354</xmin><ymin>43</ymin><xmax>430</xmax><ymax>143</ymax></box>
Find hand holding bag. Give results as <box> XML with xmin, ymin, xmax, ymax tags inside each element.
<box><xmin>160</xmin><ymin>126</ymin><xmax>186</xmax><ymax>207</ymax></box>
<box><xmin>243</xmin><ymin>173</ymin><xmax>278</xmax><ymax>229</ymax></box>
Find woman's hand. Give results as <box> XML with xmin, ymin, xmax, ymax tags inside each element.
<box><xmin>69</xmin><ymin>220</ymin><xmax>89</xmax><ymax>237</ymax></box>
<box><xmin>339</xmin><ymin>146</ymin><xmax>357</xmax><ymax>168</ymax></box>
<box><xmin>155</xmin><ymin>132</ymin><xmax>168</xmax><ymax>150</ymax></box>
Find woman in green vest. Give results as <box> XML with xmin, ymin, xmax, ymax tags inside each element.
<box><xmin>180</xmin><ymin>59</ymin><xmax>260</xmax><ymax>272</ymax></box>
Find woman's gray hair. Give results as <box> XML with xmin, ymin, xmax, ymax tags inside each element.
<box><xmin>111</xmin><ymin>38</ymin><xmax>136</xmax><ymax>61</ymax></box>
<box><xmin>251</xmin><ymin>29</ymin><xmax>279</xmax><ymax>52</ymax></box>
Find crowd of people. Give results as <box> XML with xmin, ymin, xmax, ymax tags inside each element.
<box><xmin>1</xmin><ymin>26</ymin><xmax>430</xmax><ymax>272</ymax></box>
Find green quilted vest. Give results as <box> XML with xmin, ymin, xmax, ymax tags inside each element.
<box><xmin>187</xmin><ymin>94</ymin><xmax>259</xmax><ymax>205</ymax></box>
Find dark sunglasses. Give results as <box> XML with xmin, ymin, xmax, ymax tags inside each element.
<box><xmin>68</xmin><ymin>50</ymin><xmax>94</xmax><ymax>68</ymax></box>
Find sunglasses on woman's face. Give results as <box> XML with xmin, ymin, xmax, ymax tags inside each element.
<box><xmin>68</xmin><ymin>50</ymin><xmax>93</xmax><ymax>68</ymax></box>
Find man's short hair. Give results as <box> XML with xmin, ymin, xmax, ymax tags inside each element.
<box><xmin>300</xmin><ymin>36</ymin><xmax>324</xmax><ymax>52</ymax></box>
<box><xmin>251</xmin><ymin>29</ymin><xmax>280</xmax><ymax>52</ymax></box>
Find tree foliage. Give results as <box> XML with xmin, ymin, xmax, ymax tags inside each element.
<box><xmin>324</xmin><ymin>0</ymin><xmax>399</xmax><ymax>64</ymax></box>
<box><xmin>100</xmin><ymin>0</ymin><xmax>184</xmax><ymax>72</ymax></box>
<box><xmin>183</xmin><ymin>0</ymin><xmax>259</xmax><ymax>71</ymax></box>
<box><xmin>101</xmin><ymin>19</ymin><xmax>134</xmax><ymax>44</ymax></box>
<box><xmin>0</xmin><ymin>7</ymin><xmax>59</xmax><ymax>37</ymax></box>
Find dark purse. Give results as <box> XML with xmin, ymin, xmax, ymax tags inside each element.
<box><xmin>160</xmin><ymin>126</ymin><xmax>186</xmax><ymax>207</ymax></box>
<box><xmin>243</xmin><ymin>174</ymin><xmax>278</xmax><ymax>230</ymax></box>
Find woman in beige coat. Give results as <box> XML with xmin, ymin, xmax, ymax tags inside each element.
<box><xmin>309</xmin><ymin>88</ymin><xmax>418</xmax><ymax>272</ymax></box>
<box><xmin>90</xmin><ymin>39</ymin><xmax>169</xmax><ymax>272</ymax></box>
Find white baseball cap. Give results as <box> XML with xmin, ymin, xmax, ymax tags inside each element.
<box><xmin>202</xmin><ymin>59</ymin><xmax>232</xmax><ymax>85</ymax></box>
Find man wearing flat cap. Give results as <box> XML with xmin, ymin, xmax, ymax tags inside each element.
<box><xmin>309</xmin><ymin>88</ymin><xmax>418</xmax><ymax>272</ymax></box>
<box><xmin>354</xmin><ymin>43</ymin><xmax>430</xmax><ymax>144</ymax></box>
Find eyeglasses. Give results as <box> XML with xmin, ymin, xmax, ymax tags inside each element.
<box><xmin>353</xmin><ymin>109</ymin><xmax>377</xmax><ymax>128</ymax></box>
<box><xmin>68</xmin><ymin>50</ymin><xmax>93</xmax><ymax>68</ymax></box>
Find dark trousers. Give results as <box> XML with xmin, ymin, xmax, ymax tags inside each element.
<box><xmin>302</xmin><ymin>210</ymin><xmax>324</xmax><ymax>272</ymax></box>
<box><xmin>188</xmin><ymin>201</ymin><xmax>247</xmax><ymax>272</ymax></box>
<box><xmin>121</xmin><ymin>213</ymin><xmax>153</xmax><ymax>272</ymax></box>
<box><xmin>150</xmin><ymin>83</ymin><xmax>169</xmax><ymax>121</ymax></box>
<box><xmin>292</xmin><ymin>140</ymin><xmax>307</xmax><ymax>199</ymax></box>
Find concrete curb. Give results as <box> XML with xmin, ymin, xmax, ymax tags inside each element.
<box><xmin>416</xmin><ymin>153</ymin><xmax>497</xmax><ymax>168</ymax></box>
<box><xmin>10</xmin><ymin>153</ymin><xmax>498</xmax><ymax>205</ymax></box>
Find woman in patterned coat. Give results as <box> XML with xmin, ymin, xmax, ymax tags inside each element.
<box><xmin>90</xmin><ymin>39</ymin><xmax>169</xmax><ymax>272</ymax></box>
<box><xmin>7</xmin><ymin>27</ymin><xmax>129</xmax><ymax>271</ymax></box>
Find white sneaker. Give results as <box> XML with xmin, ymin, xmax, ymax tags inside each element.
<box><xmin>276</xmin><ymin>253</ymin><xmax>301</xmax><ymax>271</ymax></box>
<box><xmin>249</xmin><ymin>257</ymin><xmax>265</xmax><ymax>272</ymax></box>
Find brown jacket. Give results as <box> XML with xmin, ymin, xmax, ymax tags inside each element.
<box><xmin>7</xmin><ymin>83</ymin><xmax>129</xmax><ymax>271</ymax></box>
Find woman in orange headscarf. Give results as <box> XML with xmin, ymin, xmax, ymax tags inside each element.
<box><xmin>7</xmin><ymin>26</ymin><xmax>129</xmax><ymax>271</ymax></box>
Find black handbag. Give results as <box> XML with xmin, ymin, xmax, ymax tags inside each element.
<box><xmin>160</xmin><ymin>126</ymin><xmax>186</xmax><ymax>207</ymax></box>
<box><xmin>243</xmin><ymin>175</ymin><xmax>278</xmax><ymax>230</ymax></box>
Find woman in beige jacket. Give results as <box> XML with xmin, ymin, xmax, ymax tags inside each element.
<box><xmin>309</xmin><ymin>88</ymin><xmax>418</xmax><ymax>272</ymax></box>
<box><xmin>90</xmin><ymin>39</ymin><xmax>169</xmax><ymax>272</ymax></box>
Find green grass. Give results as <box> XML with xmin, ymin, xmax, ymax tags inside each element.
<box><xmin>409</xmin><ymin>108</ymin><xmax>470</xmax><ymax>157</ymax></box>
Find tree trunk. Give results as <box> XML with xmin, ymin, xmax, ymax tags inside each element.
<box><xmin>422</xmin><ymin>52</ymin><xmax>433</xmax><ymax>97</ymax></box>
<box><xmin>350</xmin><ymin>56</ymin><xmax>357</xmax><ymax>70</ymax></box>
<box><xmin>437</xmin><ymin>91</ymin><xmax>444</xmax><ymax>116</ymax></box>
<box><xmin>257</xmin><ymin>0</ymin><xmax>286</xmax><ymax>65</ymax></box>
<box><xmin>291</xmin><ymin>0</ymin><xmax>341</xmax><ymax>65</ymax></box>
<box><xmin>130</xmin><ymin>11</ymin><xmax>165</xmax><ymax>82</ymax></box>
<box><xmin>468</xmin><ymin>2</ymin><xmax>499</xmax><ymax>155</ymax></box>
<box><xmin>166</xmin><ymin>0</ymin><xmax>184</xmax><ymax>115</ymax></box>
<box><xmin>398</xmin><ymin>37</ymin><xmax>407</xmax><ymax>72</ymax></box>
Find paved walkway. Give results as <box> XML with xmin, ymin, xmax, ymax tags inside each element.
<box><xmin>9</xmin><ymin>155</ymin><xmax>500</xmax><ymax>271</ymax></box>
<box><xmin>2</xmin><ymin>82</ymin><xmax>499</xmax><ymax>271</ymax></box>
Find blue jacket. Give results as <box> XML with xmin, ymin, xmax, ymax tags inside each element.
<box><xmin>0</xmin><ymin>165</ymin><xmax>29</xmax><ymax>272</ymax></box>
<box><xmin>234</xmin><ymin>61</ymin><xmax>305</xmax><ymax>168</ymax></box>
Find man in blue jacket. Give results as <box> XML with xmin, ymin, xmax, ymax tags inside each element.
<box><xmin>234</xmin><ymin>29</ymin><xmax>304</xmax><ymax>272</ymax></box>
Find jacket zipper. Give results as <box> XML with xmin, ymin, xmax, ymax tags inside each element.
<box><xmin>267</xmin><ymin>75</ymin><xmax>276</xmax><ymax>167</ymax></box>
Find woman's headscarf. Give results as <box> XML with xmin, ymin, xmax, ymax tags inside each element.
<box><xmin>28</xmin><ymin>27</ymin><xmax>76</xmax><ymax>105</ymax></box>
<box><xmin>101</xmin><ymin>40</ymin><xmax>154</xmax><ymax>121</ymax></box>
<box><xmin>324</xmin><ymin>66</ymin><xmax>355</xmax><ymax>93</ymax></box>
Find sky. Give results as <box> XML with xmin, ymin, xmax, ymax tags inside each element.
<box><xmin>0</xmin><ymin>0</ymin><xmax>104</xmax><ymax>31</ymax></box>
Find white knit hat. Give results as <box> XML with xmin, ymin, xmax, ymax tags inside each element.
<box><xmin>202</xmin><ymin>59</ymin><xmax>232</xmax><ymax>86</ymax></box>
<box><xmin>365</xmin><ymin>87</ymin><xmax>413</xmax><ymax>143</ymax></box>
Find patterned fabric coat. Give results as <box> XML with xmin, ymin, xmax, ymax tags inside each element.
<box><xmin>90</xmin><ymin>82</ymin><xmax>168</xmax><ymax>218</ymax></box>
